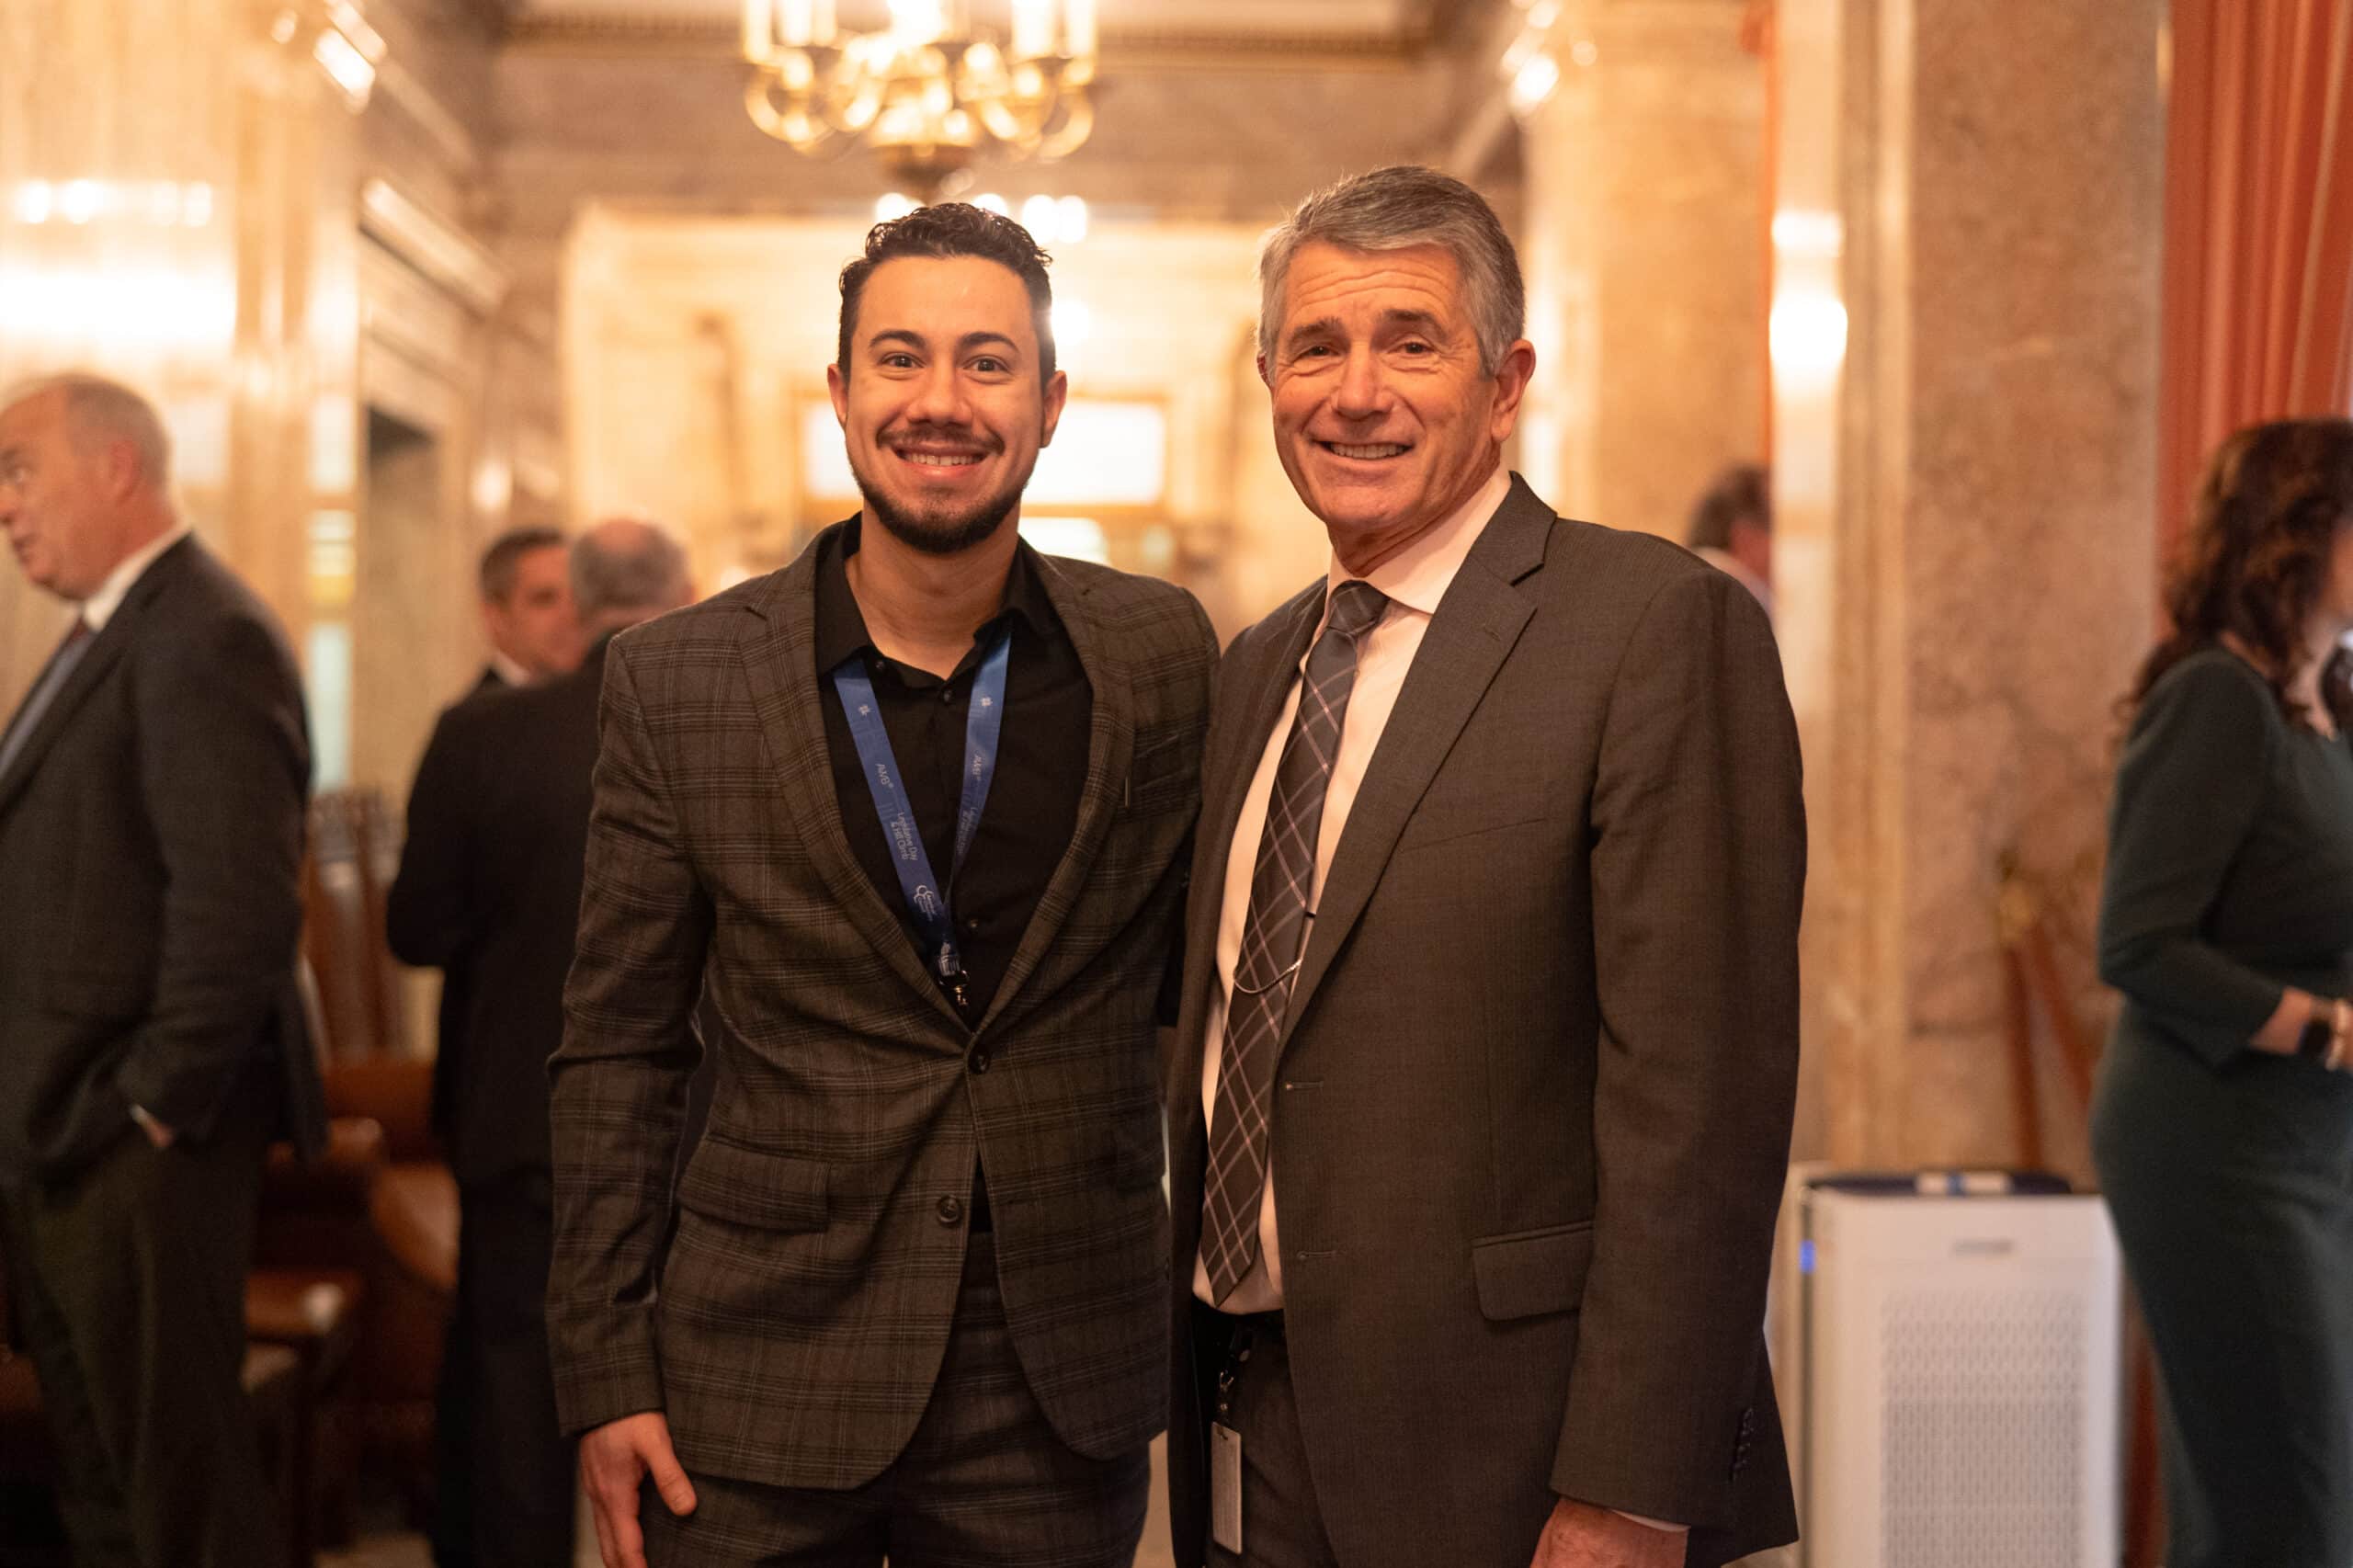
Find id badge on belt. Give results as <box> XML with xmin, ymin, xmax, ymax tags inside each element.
<box><xmin>1210</xmin><ymin>1326</ymin><xmax>1254</xmax><ymax>1555</ymax></box>
<box><xmin>1211</xmin><ymin>1420</ymin><xmax>1244</xmax><ymax>1553</ymax></box>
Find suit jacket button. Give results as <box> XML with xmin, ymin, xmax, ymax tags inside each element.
<box><xmin>937</xmin><ymin>1195</ymin><xmax>965</xmax><ymax>1226</ymax></box>
<box><xmin>970</xmin><ymin>1049</ymin><xmax>992</xmax><ymax>1074</ymax></box>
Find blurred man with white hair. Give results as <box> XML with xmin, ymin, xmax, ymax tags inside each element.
<box><xmin>0</xmin><ymin>370</ymin><xmax>323</xmax><ymax>1568</ymax></box>
<box><xmin>391</xmin><ymin>517</ymin><xmax>696</xmax><ymax>1568</ymax></box>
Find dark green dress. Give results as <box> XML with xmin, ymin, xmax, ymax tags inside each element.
<box><xmin>2092</xmin><ymin>647</ymin><xmax>2353</xmax><ymax>1568</ymax></box>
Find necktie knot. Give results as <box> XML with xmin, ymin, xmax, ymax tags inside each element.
<box><xmin>1324</xmin><ymin>579</ymin><xmax>1388</xmax><ymax>642</ymax></box>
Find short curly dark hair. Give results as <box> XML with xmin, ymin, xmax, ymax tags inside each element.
<box><xmin>836</xmin><ymin>203</ymin><xmax>1057</xmax><ymax>382</ymax></box>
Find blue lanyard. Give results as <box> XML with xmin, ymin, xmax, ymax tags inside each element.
<box><xmin>831</xmin><ymin>627</ymin><xmax>1011</xmax><ymax>1000</ymax></box>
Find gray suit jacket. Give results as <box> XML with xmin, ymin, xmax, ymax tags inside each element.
<box><xmin>0</xmin><ymin>536</ymin><xmax>323</xmax><ymax>1178</ymax></box>
<box><xmin>548</xmin><ymin>524</ymin><xmax>1218</xmax><ymax>1489</ymax></box>
<box><xmin>1166</xmin><ymin>478</ymin><xmax>1804</xmax><ymax>1568</ymax></box>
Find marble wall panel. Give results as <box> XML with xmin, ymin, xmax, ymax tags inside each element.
<box><xmin>1590</xmin><ymin>2</ymin><xmax>1768</xmax><ymax>540</ymax></box>
<box><xmin>1779</xmin><ymin>0</ymin><xmax>2164</xmax><ymax>1170</ymax></box>
<box><xmin>0</xmin><ymin>0</ymin><xmax>551</xmax><ymax>808</ymax></box>
<box><xmin>0</xmin><ymin>0</ymin><xmax>356</xmax><ymax>716</ymax></box>
<box><xmin>339</xmin><ymin>0</ymin><xmax>574</xmax><ymax>795</ymax></box>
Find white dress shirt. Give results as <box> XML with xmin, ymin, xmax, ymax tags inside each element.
<box><xmin>1193</xmin><ymin>465</ymin><xmax>1508</xmax><ymax>1313</ymax></box>
<box><xmin>78</xmin><ymin>522</ymin><xmax>190</xmax><ymax>631</ymax></box>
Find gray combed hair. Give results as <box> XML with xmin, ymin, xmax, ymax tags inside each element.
<box><xmin>570</xmin><ymin>517</ymin><xmax>690</xmax><ymax>620</ymax></box>
<box><xmin>1256</xmin><ymin>165</ymin><xmax>1526</xmax><ymax>376</ymax></box>
<box><xmin>2</xmin><ymin>370</ymin><xmax>173</xmax><ymax>489</ymax></box>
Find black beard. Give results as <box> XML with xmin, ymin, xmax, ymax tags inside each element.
<box><xmin>861</xmin><ymin>482</ymin><xmax>1015</xmax><ymax>556</ymax></box>
<box><xmin>851</xmin><ymin>455</ymin><xmax>1029</xmax><ymax>559</ymax></box>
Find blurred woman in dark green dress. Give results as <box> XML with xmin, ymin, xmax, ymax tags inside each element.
<box><xmin>2094</xmin><ymin>418</ymin><xmax>2353</xmax><ymax>1568</ymax></box>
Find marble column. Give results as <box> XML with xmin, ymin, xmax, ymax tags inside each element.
<box><xmin>1518</xmin><ymin>0</ymin><xmax>1768</xmax><ymax>538</ymax></box>
<box><xmin>1774</xmin><ymin>0</ymin><xmax>2167</xmax><ymax>1168</ymax></box>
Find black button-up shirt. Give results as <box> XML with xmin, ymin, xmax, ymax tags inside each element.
<box><xmin>814</xmin><ymin>518</ymin><xmax>1094</xmax><ymax>1027</ymax></box>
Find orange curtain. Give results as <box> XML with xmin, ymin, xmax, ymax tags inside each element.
<box><xmin>2159</xmin><ymin>0</ymin><xmax>2353</xmax><ymax>555</ymax></box>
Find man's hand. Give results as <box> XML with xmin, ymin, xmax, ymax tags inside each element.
<box><xmin>580</xmin><ymin>1410</ymin><xmax>697</xmax><ymax>1568</ymax></box>
<box><xmin>1530</xmin><ymin>1498</ymin><xmax>1688</xmax><ymax>1568</ymax></box>
<box><xmin>129</xmin><ymin>1105</ymin><xmax>176</xmax><ymax>1150</ymax></box>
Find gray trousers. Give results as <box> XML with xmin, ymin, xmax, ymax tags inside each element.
<box><xmin>643</xmin><ymin>1233</ymin><xmax>1150</xmax><ymax>1568</ymax></box>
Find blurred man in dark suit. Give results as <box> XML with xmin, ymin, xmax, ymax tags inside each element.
<box><xmin>476</xmin><ymin>525</ymin><xmax>579</xmax><ymax>692</ymax></box>
<box><xmin>390</xmin><ymin>518</ymin><xmax>695</xmax><ymax>1568</ymax></box>
<box><xmin>411</xmin><ymin>524</ymin><xmax>581</xmax><ymax>1558</ymax></box>
<box><xmin>429</xmin><ymin>528</ymin><xmax>578</xmax><ymax>1200</ymax></box>
<box><xmin>0</xmin><ymin>370</ymin><xmax>324</xmax><ymax>1568</ymax></box>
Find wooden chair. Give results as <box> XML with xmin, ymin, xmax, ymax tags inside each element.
<box><xmin>283</xmin><ymin>787</ymin><xmax>460</xmax><ymax>1528</ymax></box>
<box><xmin>302</xmin><ymin>792</ymin><xmax>382</xmax><ymax>1061</ymax></box>
<box><xmin>350</xmin><ymin>789</ymin><xmax>412</xmax><ymax>1058</ymax></box>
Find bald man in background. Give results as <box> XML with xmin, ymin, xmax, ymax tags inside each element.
<box><xmin>0</xmin><ymin>371</ymin><xmax>322</xmax><ymax>1568</ymax></box>
<box><xmin>390</xmin><ymin>519</ymin><xmax>697</xmax><ymax>1568</ymax></box>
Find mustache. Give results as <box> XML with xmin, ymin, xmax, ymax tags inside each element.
<box><xmin>881</xmin><ymin>429</ymin><xmax>1001</xmax><ymax>456</ymax></box>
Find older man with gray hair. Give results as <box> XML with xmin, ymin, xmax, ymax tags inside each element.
<box><xmin>1165</xmin><ymin>166</ymin><xmax>1804</xmax><ymax>1568</ymax></box>
<box><xmin>0</xmin><ymin>370</ymin><xmax>323</xmax><ymax>1568</ymax></box>
<box><xmin>390</xmin><ymin>516</ymin><xmax>695</xmax><ymax>1568</ymax></box>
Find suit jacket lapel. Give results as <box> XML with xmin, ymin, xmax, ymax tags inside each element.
<box><xmin>734</xmin><ymin>529</ymin><xmax>964</xmax><ymax>1028</ymax></box>
<box><xmin>973</xmin><ymin>548</ymin><xmax>1136</xmax><ymax>1034</ymax></box>
<box><xmin>1279</xmin><ymin>479</ymin><xmax>1553</xmax><ymax>1046</ymax></box>
<box><xmin>0</xmin><ymin>540</ymin><xmax>190</xmax><ymax>824</ymax></box>
<box><xmin>1167</xmin><ymin>582</ymin><xmax>1324</xmax><ymax>1144</ymax></box>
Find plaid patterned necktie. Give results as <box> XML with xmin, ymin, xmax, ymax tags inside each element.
<box><xmin>1200</xmin><ymin>578</ymin><xmax>1389</xmax><ymax>1303</ymax></box>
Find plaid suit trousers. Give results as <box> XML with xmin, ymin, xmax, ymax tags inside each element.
<box><xmin>641</xmin><ymin>1234</ymin><xmax>1150</xmax><ymax>1567</ymax></box>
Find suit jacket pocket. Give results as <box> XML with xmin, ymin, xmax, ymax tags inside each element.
<box><xmin>1472</xmin><ymin>1220</ymin><xmax>1595</xmax><ymax>1321</ymax></box>
<box><xmin>1125</xmin><ymin>730</ymin><xmax>1197</xmax><ymax>812</ymax></box>
<box><xmin>1393</xmin><ymin>807</ymin><xmax>1548</xmax><ymax>858</ymax></box>
<box><xmin>676</xmin><ymin>1135</ymin><xmax>829</xmax><ymax>1233</ymax></box>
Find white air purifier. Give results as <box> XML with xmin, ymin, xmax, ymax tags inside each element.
<box><xmin>1773</xmin><ymin>1169</ymin><xmax>2122</xmax><ymax>1568</ymax></box>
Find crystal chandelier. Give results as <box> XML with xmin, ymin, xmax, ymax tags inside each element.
<box><xmin>743</xmin><ymin>0</ymin><xmax>1099</xmax><ymax>199</ymax></box>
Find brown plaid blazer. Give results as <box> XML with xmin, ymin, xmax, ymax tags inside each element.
<box><xmin>547</xmin><ymin>523</ymin><xmax>1217</xmax><ymax>1490</ymax></box>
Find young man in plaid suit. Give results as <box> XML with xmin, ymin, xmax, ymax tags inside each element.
<box><xmin>550</xmin><ymin>204</ymin><xmax>1217</xmax><ymax>1568</ymax></box>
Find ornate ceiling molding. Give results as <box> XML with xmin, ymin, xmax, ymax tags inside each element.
<box><xmin>453</xmin><ymin>0</ymin><xmax>526</xmax><ymax>40</ymax></box>
<box><xmin>359</xmin><ymin>177</ymin><xmax>509</xmax><ymax>316</ymax></box>
<box><xmin>500</xmin><ymin>10</ymin><xmax>1439</xmax><ymax>68</ymax></box>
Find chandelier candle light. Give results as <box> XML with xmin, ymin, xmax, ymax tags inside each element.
<box><xmin>743</xmin><ymin>0</ymin><xmax>1099</xmax><ymax>199</ymax></box>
